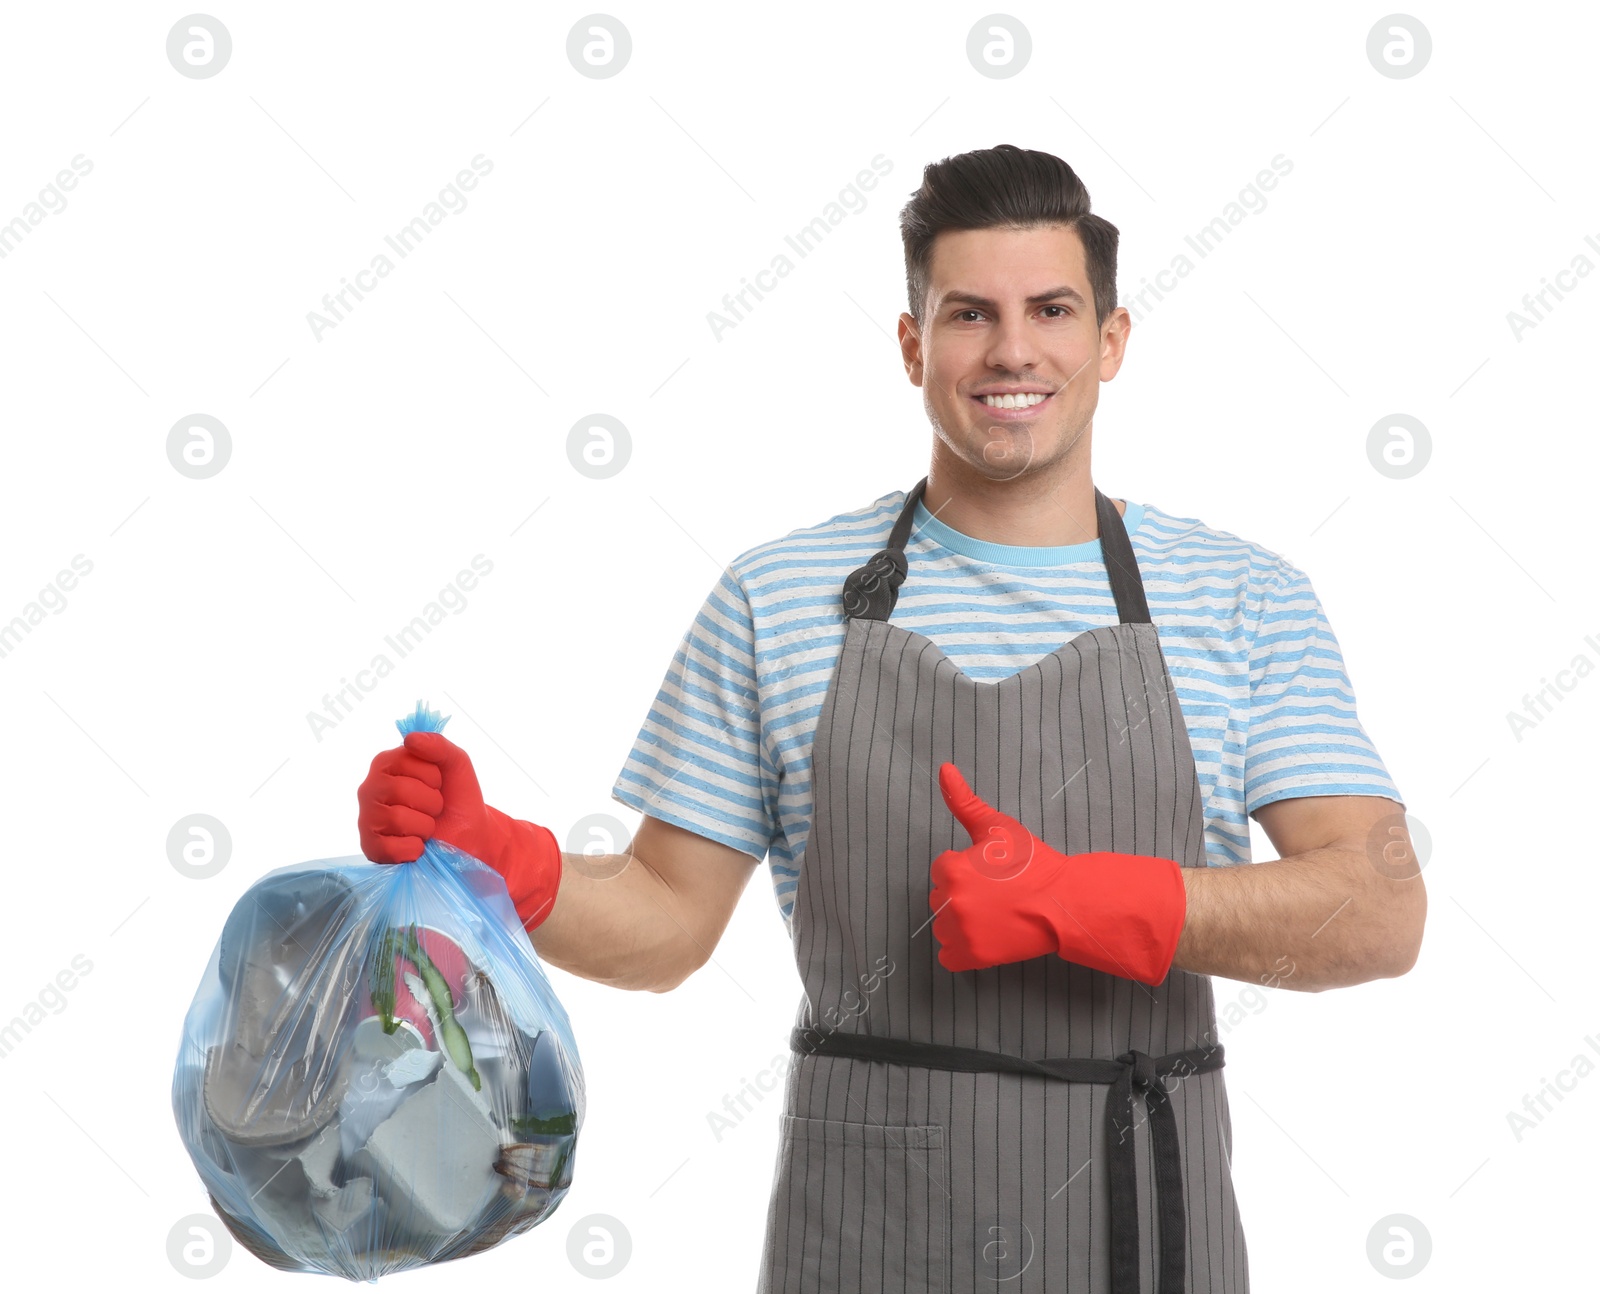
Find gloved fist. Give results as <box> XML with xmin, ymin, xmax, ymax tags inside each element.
<box><xmin>929</xmin><ymin>763</ymin><xmax>1186</xmax><ymax>984</ymax></box>
<box><xmin>393</xmin><ymin>731</ymin><xmax>498</xmax><ymax>866</ymax></box>
<box><xmin>357</xmin><ymin>743</ymin><xmax>445</xmax><ymax>863</ymax></box>
<box><xmin>357</xmin><ymin>732</ymin><xmax>564</xmax><ymax>930</ymax></box>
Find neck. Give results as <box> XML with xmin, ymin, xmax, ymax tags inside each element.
<box><xmin>921</xmin><ymin>441</ymin><xmax>1116</xmax><ymax>547</ymax></box>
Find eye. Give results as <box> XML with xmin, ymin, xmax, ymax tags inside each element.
<box><xmin>1041</xmin><ymin>305</ymin><xmax>1072</xmax><ymax>318</ymax></box>
<box><xmin>954</xmin><ymin>309</ymin><xmax>984</xmax><ymax>322</ymax></box>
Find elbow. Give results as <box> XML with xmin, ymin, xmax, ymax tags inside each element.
<box><xmin>1353</xmin><ymin>865</ymin><xmax>1427</xmax><ymax>983</ymax></box>
<box><xmin>1300</xmin><ymin>949</ymin><xmax>1416</xmax><ymax>993</ymax></box>
<box><xmin>1383</xmin><ymin>928</ymin><xmax>1425</xmax><ymax>980</ymax></box>
<box><xmin>1372</xmin><ymin>905</ymin><xmax>1427</xmax><ymax>982</ymax></box>
<box><xmin>1385</xmin><ymin>883</ymin><xmax>1428</xmax><ymax>979</ymax></box>
<box><xmin>1305</xmin><ymin>921</ymin><xmax>1425</xmax><ymax>991</ymax></box>
<box><xmin>560</xmin><ymin>948</ymin><xmax>704</xmax><ymax>994</ymax></box>
<box><xmin>645</xmin><ymin>959</ymin><xmax>703</xmax><ymax>994</ymax></box>
<box><xmin>643</xmin><ymin>946</ymin><xmax>710</xmax><ymax>994</ymax></box>
<box><xmin>645</xmin><ymin>917</ymin><xmax>724</xmax><ymax>991</ymax></box>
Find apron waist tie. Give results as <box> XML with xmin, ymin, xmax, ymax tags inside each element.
<box><xmin>789</xmin><ymin>1026</ymin><xmax>1225</xmax><ymax>1294</ymax></box>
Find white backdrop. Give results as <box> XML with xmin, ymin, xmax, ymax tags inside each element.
<box><xmin>2</xmin><ymin>2</ymin><xmax>1596</xmax><ymax>1289</ymax></box>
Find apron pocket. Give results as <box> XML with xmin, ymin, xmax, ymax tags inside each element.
<box><xmin>760</xmin><ymin>1115</ymin><xmax>948</xmax><ymax>1294</ymax></box>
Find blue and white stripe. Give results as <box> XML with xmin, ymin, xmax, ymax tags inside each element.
<box><xmin>612</xmin><ymin>486</ymin><xmax>1403</xmax><ymax>930</ymax></box>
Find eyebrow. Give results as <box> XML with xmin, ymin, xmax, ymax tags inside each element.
<box><xmin>940</xmin><ymin>285</ymin><xmax>1088</xmax><ymax>312</ymax></box>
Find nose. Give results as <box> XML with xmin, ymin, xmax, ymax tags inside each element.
<box><xmin>983</xmin><ymin>313</ymin><xmax>1046</xmax><ymax>376</ymax></box>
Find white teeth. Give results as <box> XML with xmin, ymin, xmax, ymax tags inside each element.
<box><xmin>980</xmin><ymin>392</ymin><xmax>1048</xmax><ymax>408</ymax></box>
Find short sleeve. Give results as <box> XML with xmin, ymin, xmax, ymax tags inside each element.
<box><xmin>1244</xmin><ymin>559</ymin><xmax>1404</xmax><ymax>813</ymax></box>
<box><xmin>610</xmin><ymin>569</ymin><xmax>777</xmax><ymax>861</ymax></box>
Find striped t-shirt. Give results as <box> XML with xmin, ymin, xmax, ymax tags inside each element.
<box><xmin>611</xmin><ymin>485</ymin><xmax>1403</xmax><ymax>932</ymax></box>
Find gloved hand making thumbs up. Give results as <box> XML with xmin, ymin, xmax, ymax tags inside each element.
<box><xmin>357</xmin><ymin>731</ymin><xmax>563</xmax><ymax>931</ymax></box>
<box><xmin>928</xmin><ymin>763</ymin><xmax>1186</xmax><ymax>984</ymax></box>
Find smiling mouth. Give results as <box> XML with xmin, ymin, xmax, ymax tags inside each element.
<box><xmin>971</xmin><ymin>391</ymin><xmax>1054</xmax><ymax>416</ymax></box>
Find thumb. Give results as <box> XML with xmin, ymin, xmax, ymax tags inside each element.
<box><xmin>938</xmin><ymin>763</ymin><xmax>1004</xmax><ymax>843</ymax></box>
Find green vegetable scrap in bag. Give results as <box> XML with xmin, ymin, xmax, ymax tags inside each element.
<box><xmin>369</xmin><ymin>923</ymin><xmax>482</xmax><ymax>1091</ymax></box>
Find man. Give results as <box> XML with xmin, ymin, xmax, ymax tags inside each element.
<box><xmin>357</xmin><ymin>144</ymin><xmax>1426</xmax><ymax>1293</ymax></box>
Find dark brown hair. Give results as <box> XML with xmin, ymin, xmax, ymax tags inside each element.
<box><xmin>899</xmin><ymin>144</ymin><xmax>1119</xmax><ymax>331</ymax></box>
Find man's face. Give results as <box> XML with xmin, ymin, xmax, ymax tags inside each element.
<box><xmin>898</xmin><ymin>223</ymin><xmax>1129</xmax><ymax>482</ymax></box>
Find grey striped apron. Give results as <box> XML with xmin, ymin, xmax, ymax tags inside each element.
<box><xmin>757</xmin><ymin>479</ymin><xmax>1249</xmax><ymax>1293</ymax></box>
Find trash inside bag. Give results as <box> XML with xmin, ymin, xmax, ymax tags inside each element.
<box><xmin>171</xmin><ymin>703</ymin><xmax>584</xmax><ymax>1281</ymax></box>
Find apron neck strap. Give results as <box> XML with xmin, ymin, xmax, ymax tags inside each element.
<box><xmin>841</xmin><ymin>477</ymin><xmax>1151</xmax><ymax>625</ymax></box>
<box><xmin>1095</xmin><ymin>486</ymin><xmax>1152</xmax><ymax>625</ymax></box>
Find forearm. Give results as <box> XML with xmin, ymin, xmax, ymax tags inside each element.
<box><xmin>1173</xmin><ymin>846</ymin><xmax>1425</xmax><ymax>992</ymax></box>
<box><xmin>526</xmin><ymin>852</ymin><xmax>705</xmax><ymax>993</ymax></box>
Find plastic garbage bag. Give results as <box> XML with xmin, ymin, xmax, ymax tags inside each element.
<box><xmin>171</xmin><ymin>702</ymin><xmax>584</xmax><ymax>1281</ymax></box>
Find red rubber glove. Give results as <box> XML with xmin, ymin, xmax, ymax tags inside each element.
<box><xmin>356</xmin><ymin>732</ymin><xmax>563</xmax><ymax>930</ymax></box>
<box><xmin>928</xmin><ymin>763</ymin><xmax>1186</xmax><ymax>983</ymax></box>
